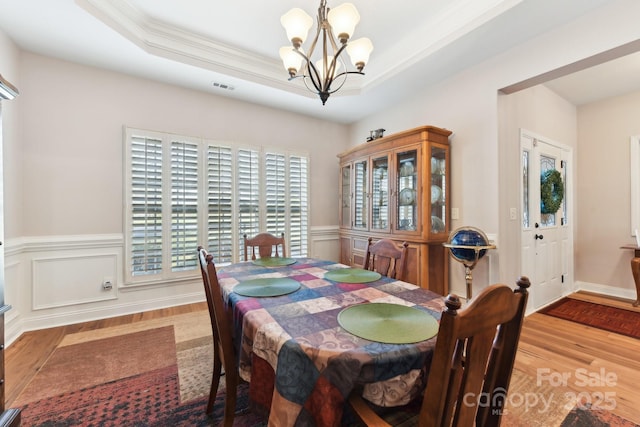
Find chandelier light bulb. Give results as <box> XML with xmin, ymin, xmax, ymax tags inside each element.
<box><xmin>279</xmin><ymin>47</ymin><xmax>303</xmax><ymax>77</ymax></box>
<box><xmin>346</xmin><ymin>37</ymin><xmax>373</xmax><ymax>71</ymax></box>
<box><xmin>281</xmin><ymin>8</ymin><xmax>313</xmax><ymax>48</ymax></box>
<box><xmin>315</xmin><ymin>56</ymin><xmax>341</xmax><ymax>81</ymax></box>
<box><xmin>327</xmin><ymin>3</ymin><xmax>360</xmax><ymax>43</ymax></box>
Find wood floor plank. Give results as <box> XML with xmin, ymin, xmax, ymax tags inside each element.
<box><xmin>513</xmin><ymin>297</ymin><xmax>640</xmax><ymax>425</ymax></box>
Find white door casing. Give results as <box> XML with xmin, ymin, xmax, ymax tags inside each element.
<box><xmin>520</xmin><ymin>130</ymin><xmax>572</xmax><ymax>310</ymax></box>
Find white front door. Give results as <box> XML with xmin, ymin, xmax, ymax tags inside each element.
<box><xmin>520</xmin><ymin>130</ymin><xmax>572</xmax><ymax>310</ymax></box>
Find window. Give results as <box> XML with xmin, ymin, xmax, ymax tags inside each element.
<box><xmin>124</xmin><ymin>128</ymin><xmax>310</xmax><ymax>285</ymax></box>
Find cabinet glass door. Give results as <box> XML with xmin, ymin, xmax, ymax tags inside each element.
<box><xmin>340</xmin><ymin>164</ymin><xmax>351</xmax><ymax>228</ymax></box>
<box><xmin>353</xmin><ymin>159</ymin><xmax>368</xmax><ymax>229</ymax></box>
<box><xmin>396</xmin><ymin>149</ymin><xmax>418</xmax><ymax>232</ymax></box>
<box><xmin>430</xmin><ymin>146</ymin><xmax>447</xmax><ymax>234</ymax></box>
<box><xmin>370</xmin><ymin>155</ymin><xmax>390</xmax><ymax>231</ymax></box>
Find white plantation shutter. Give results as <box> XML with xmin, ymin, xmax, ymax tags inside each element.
<box><xmin>130</xmin><ymin>135</ymin><xmax>163</xmax><ymax>276</ymax></box>
<box><xmin>289</xmin><ymin>155</ymin><xmax>308</xmax><ymax>257</ymax></box>
<box><xmin>237</xmin><ymin>148</ymin><xmax>260</xmax><ymax>252</ymax></box>
<box><xmin>265</xmin><ymin>152</ymin><xmax>286</xmax><ymax>236</ymax></box>
<box><xmin>170</xmin><ymin>141</ymin><xmax>199</xmax><ymax>272</ymax></box>
<box><xmin>207</xmin><ymin>145</ymin><xmax>234</xmax><ymax>264</ymax></box>
<box><xmin>125</xmin><ymin>128</ymin><xmax>309</xmax><ymax>284</ymax></box>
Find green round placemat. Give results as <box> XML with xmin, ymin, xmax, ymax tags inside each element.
<box><xmin>324</xmin><ymin>268</ymin><xmax>382</xmax><ymax>283</ymax></box>
<box><xmin>233</xmin><ymin>278</ymin><xmax>301</xmax><ymax>297</ymax></box>
<box><xmin>252</xmin><ymin>257</ymin><xmax>297</xmax><ymax>267</ymax></box>
<box><xmin>338</xmin><ymin>303</ymin><xmax>439</xmax><ymax>344</ymax></box>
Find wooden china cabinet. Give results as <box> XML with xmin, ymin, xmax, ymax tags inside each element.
<box><xmin>338</xmin><ymin>125</ymin><xmax>452</xmax><ymax>295</ymax></box>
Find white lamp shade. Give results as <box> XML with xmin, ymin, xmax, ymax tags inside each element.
<box><xmin>279</xmin><ymin>46</ymin><xmax>303</xmax><ymax>73</ymax></box>
<box><xmin>315</xmin><ymin>56</ymin><xmax>341</xmax><ymax>81</ymax></box>
<box><xmin>346</xmin><ymin>37</ymin><xmax>373</xmax><ymax>68</ymax></box>
<box><xmin>281</xmin><ymin>8</ymin><xmax>313</xmax><ymax>45</ymax></box>
<box><xmin>327</xmin><ymin>3</ymin><xmax>360</xmax><ymax>40</ymax></box>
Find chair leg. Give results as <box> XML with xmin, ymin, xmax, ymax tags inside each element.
<box><xmin>207</xmin><ymin>347</ymin><xmax>223</xmax><ymax>414</ymax></box>
<box><xmin>222</xmin><ymin>376</ymin><xmax>238</xmax><ymax>427</ymax></box>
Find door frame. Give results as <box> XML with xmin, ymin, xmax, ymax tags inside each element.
<box><xmin>519</xmin><ymin>129</ymin><xmax>574</xmax><ymax>311</ymax></box>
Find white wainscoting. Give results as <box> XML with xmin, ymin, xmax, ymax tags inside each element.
<box><xmin>32</xmin><ymin>252</ymin><xmax>118</xmax><ymax>309</ymax></box>
<box><xmin>309</xmin><ymin>225</ymin><xmax>341</xmax><ymax>262</ymax></box>
<box><xmin>4</xmin><ymin>227</ymin><xmax>341</xmax><ymax>346</ymax></box>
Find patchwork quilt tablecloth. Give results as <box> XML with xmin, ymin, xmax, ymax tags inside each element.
<box><xmin>217</xmin><ymin>258</ymin><xmax>445</xmax><ymax>427</ymax></box>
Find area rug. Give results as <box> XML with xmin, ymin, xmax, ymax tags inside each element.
<box><xmin>561</xmin><ymin>404</ymin><xmax>640</xmax><ymax>427</ymax></box>
<box><xmin>15</xmin><ymin>368</ymin><xmax>265</xmax><ymax>426</ymax></box>
<box><xmin>538</xmin><ymin>297</ymin><xmax>640</xmax><ymax>339</ymax></box>
<box><xmin>11</xmin><ymin>314</ymin><xmax>267</xmax><ymax>426</ymax></box>
<box><xmin>14</xmin><ymin>326</ymin><xmax>177</xmax><ymax>405</ymax></box>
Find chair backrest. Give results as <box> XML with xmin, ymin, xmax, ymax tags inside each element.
<box><xmin>363</xmin><ymin>238</ymin><xmax>409</xmax><ymax>280</ymax></box>
<box><xmin>243</xmin><ymin>232</ymin><xmax>286</xmax><ymax>261</ymax></box>
<box><xmin>418</xmin><ymin>276</ymin><xmax>531</xmax><ymax>427</ymax></box>
<box><xmin>197</xmin><ymin>246</ymin><xmax>237</xmax><ymax>391</ymax></box>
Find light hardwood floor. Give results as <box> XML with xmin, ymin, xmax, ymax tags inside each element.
<box><xmin>5</xmin><ymin>294</ymin><xmax>640</xmax><ymax>424</ymax></box>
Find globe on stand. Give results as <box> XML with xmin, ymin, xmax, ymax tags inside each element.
<box><xmin>443</xmin><ymin>226</ymin><xmax>496</xmax><ymax>300</ymax></box>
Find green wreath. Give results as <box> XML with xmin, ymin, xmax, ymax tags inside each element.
<box><xmin>540</xmin><ymin>169</ymin><xmax>564</xmax><ymax>214</ymax></box>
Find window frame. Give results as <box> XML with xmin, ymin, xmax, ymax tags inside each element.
<box><xmin>124</xmin><ymin>127</ymin><xmax>310</xmax><ymax>286</ymax></box>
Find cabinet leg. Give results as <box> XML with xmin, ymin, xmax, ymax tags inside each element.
<box><xmin>630</xmin><ymin>257</ymin><xmax>640</xmax><ymax>307</ymax></box>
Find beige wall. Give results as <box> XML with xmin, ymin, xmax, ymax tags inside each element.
<box><xmin>15</xmin><ymin>53</ymin><xmax>348</xmax><ymax>237</ymax></box>
<box><xmin>349</xmin><ymin>0</ymin><xmax>640</xmax><ymax>297</ymax></box>
<box><xmin>576</xmin><ymin>90</ymin><xmax>640</xmax><ymax>295</ymax></box>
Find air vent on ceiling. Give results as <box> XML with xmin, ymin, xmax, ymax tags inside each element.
<box><xmin>212</xmin><ymin>81</ymin><xmax>235</xmax><ymax>91</ymax></box>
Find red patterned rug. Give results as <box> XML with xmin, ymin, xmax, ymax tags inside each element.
<box><xmin>11</xmin><ymin>324</ymin><xmax>266</xmax><ymax>426</ymax></box>
<box><xmin>16</xmin><ymin>366</ymin><xmax>266</xmax><ymax>426</ymax></box>
<box><xmin>539</xmin><ymin>297</ymin><xmax>640</xmax><ymax>339</ymax></box>
<box><xmin>561</xmin><ymin>404</ymin><xmax>640</xmax><ymax>427</ymax></box>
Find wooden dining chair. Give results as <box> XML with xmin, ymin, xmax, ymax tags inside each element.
<box><xmin>197</xmin><ymin>246</ymin><xmax>240</xmax><ymax>427</ymax></box>
<box><xmin>348</xmin><ymin>276</ymin><xmax>531</xmax><ymax>427</ymax></box>
<box><xmin>243</xmin><ymin>232</ymin><xmax>286</xmax><ymax>261</ymax></box>
<box><xmin>363</xmin><ymin>238</ymin><xmax>409</xmax><ymax>281</ymax></box>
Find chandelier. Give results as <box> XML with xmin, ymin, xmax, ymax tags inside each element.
<box><xmin>279</xmin><ymin>0</ymin><xmax>373</xmax><ymax>105</ymax></box>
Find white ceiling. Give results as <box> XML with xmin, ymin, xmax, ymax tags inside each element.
<box><xmin>0</xmin><ymin>0</ymin><xmax>633</xmax><ymax>123</ymax></box>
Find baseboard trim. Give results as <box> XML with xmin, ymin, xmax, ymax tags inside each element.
<box><xmin>8</xmin><ymin>292</ymin><xmax>204</xmax><ymax>346</ymax></box>
<box><xmin>573</xmin><ymin>280</ymin><xmax>637</xmax><ymax>302</ymax></box>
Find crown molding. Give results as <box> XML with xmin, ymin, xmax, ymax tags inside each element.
<box><xmin>75</xmin><ymin>0</ymin><xmax>364</xmax><ymax>99</ymax></box>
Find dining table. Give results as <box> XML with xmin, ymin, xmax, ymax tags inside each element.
<box><xmin>216</xmin><ymin>257</ymin><xmax>445</xmax><ymax>427</ymax></box>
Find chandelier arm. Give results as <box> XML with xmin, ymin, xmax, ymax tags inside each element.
<box><xmin>325</xmin><ymin>42</ymin><xmax>348</xmax><ymax>88</ymax></box>
<box><xmin>290</xmin><ymin>48</ymin><xmax>323</xmax><ymax>93</ymax></box>
<box><xmin>305</xmin><ymin>59</ymin><xmax>323</xmax><ymax>93</ymax></box>
<box><xmin>326</xmin><ymin>71</ymin><xmax>365</xmax><ymax>94</ymax></box>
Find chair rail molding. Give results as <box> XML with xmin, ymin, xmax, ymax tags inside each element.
<box><xmin>4</xmin><ymin>229</ymin><xmax>341</xmax><ymax>346</ymax></box>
